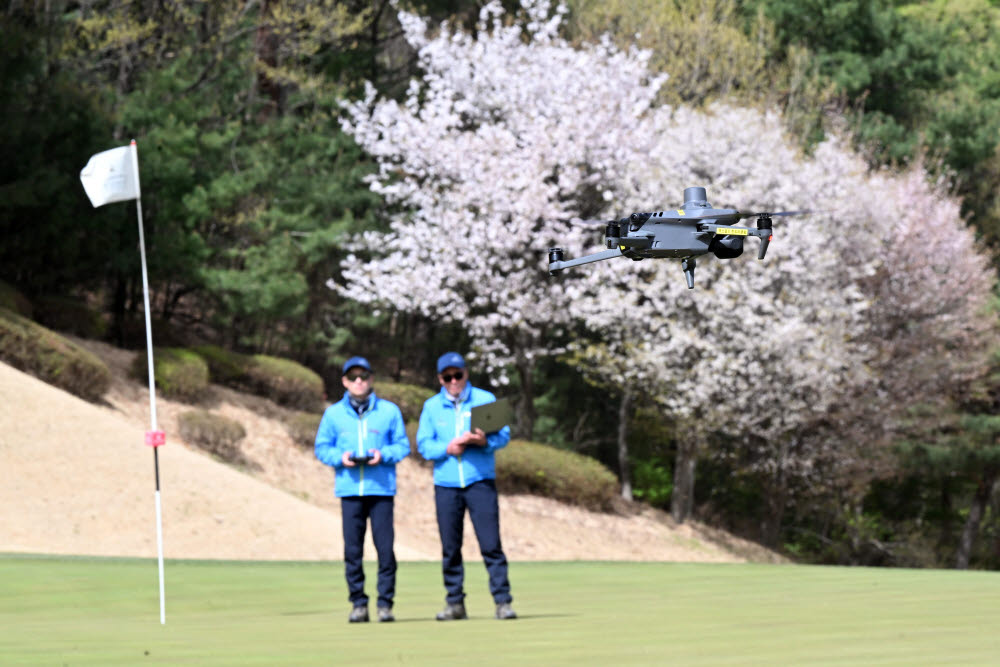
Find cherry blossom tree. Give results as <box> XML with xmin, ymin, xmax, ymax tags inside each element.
<box><xmin>334</xmin><ymin>0</ymin><xmax>665</xmax><ymax>435</ymax></box>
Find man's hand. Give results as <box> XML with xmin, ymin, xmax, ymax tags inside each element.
<box><xmin>341</xmin><ymin>451</ymin><xmax>356</xmax><ymax>467</ymax></box>
<box><xmin>466</xmin><ymin>428</ymin><xmax>487</xmax><ymax>447</ymax></box>
<box><xmin>368</xmin><ymin>449</ymin><xmax>383</xmax><ymax>465</ymax></box>
<box><xmin>446</xmin><ymin>436</ymin><xmax>467</xmax><ymax>456</ymax></box>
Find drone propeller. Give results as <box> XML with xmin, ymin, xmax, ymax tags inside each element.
<box><xmin>736</xmin><ymin>210</ymin><xmax>812</xmax><ymax>219</ymax></box>
<box><xmin>567</xmin><ymin>218</ymin><xmax>611</xmax><ymax>226</ymax></box>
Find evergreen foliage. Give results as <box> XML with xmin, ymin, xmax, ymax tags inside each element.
<box><xmin>0</xmin><ymin>10</ymin><xmax>124</xmax><ymax>299</ymax></box>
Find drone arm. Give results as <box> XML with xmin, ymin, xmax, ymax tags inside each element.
<box><xmin>548</xmin><ymin>248</ymin><xmax>624</xmax><ymax>274</ymax></box>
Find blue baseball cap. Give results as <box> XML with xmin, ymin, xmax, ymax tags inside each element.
<box><xmin>342</xmin><ymin>356</ymin><xmax>372</xmax><ymax>375</ymax></box>
<box><xmin>436</xmin><ymin>352</ymin><xmax>466</xmax><ymax>374</ymax></box>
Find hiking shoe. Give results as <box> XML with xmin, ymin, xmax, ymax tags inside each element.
<box><xmin>348</xmin><ymin>605</ymin><xmax>369</xmax><ymax>623</ymax></box>
<box><xmin>495</xmin><ymin>602</ymin><xmax>517</xmax><ymax>620</ymax></box>
<box><xmin>377</xmin><ymin>606</ymin><xmax>395</xmax><ymax>622</ymax></box>
<box><xmin>435</xmin><ymin>602</ymin><xmax>467</xmax><ymax>621</ymax></box>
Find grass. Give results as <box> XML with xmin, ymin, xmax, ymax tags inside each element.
<box><xmin>2</xmin><ymin>556</ymin><xmax>999</xmax><ymax>665</ymax></box>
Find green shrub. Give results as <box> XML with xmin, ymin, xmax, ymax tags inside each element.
<box><xmin>33</xmin><ymin>295</ymin><xmax>107</xmax><ymax>339</ymax></box>
<box><xmin>245</xmin><ymin>354</ymin><xmax>324</xmax><ymax>411</ymax></box>
<box><xmin>285</xmin><ymin>410</ymin><xmax>322</xmax><ymax>449</ymax></box>
<box><xmin>192</xmin><ymin>346</ymin><xmax>324</xmax><ymax>411</ymax></box>
<box><xmin>130</xmin><ymin>347</ymin><xmax>209</xmax><ymax>403</ymax></box>
<box><xmin>375</xmin><ymin>380</ymin><xmax>436</xmax><ymax>422</ymax></box>
<box><xmin>191</xmin><ymin>344</ymin><xmax>252</xmax><ymax>387</ymax></box>
<box><xmin>0</xmin><ymin>281</ymin><xmax>32</xmax><ymax>317</ymax></box>
<box><xmin>496</xmin><ymin>440</ymin><xmax>619</xmax><ymax>512</ymax></box>
<box><xmin>631</xmin><ymin>459</ymin><xmax>674</xmax><ymax>509</ymax></box>
<box><xmin>177</xmin><ymin>409</ymin><xmax>249</xmax><ymax>465</ymax></box>
<box><xmin>0</xmin><ymin>306</ymin><xmax>111</xmax><ymax>402</ymax></box>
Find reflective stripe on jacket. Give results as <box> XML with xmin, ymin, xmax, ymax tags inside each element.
<box><xmin>314</xmin><ymin>392</ymin><xmax>410</xmax><ymax>497</ymax></box>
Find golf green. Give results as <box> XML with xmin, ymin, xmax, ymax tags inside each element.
<box><xmin>2</xmin><ymin>556</ymin><xmax>998</xmax><ymax>665</ymax></box>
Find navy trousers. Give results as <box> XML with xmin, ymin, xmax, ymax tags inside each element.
<box><xmin>341</xmin><ymin>495</ymin><xmax>396</xmax><ymax>609</ymax></box>
<box><xmin>434</xmin><ymin>479</ymin><xmax>512</xmax><ymax>605</ymax></box>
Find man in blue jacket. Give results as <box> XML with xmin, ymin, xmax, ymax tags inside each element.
<box><xmin>417</xmin><ymin>351</ymin><xmax>516</xmax><ymax>621</ymax></box>
<box><xmin>315</xmin><ymin>356</ymin><xmax>410</xmax><ymax>623</ymax></box>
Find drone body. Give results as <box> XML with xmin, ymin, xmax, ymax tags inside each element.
<box><xmin>548</xmin><ymin>186</ymin><xmax>795</xmax><ymax>288</ymax></box>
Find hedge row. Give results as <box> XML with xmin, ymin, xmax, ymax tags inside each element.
<box><xmin>374</xmin><ymin>380</ymin><xmax>436</xmax><ymax>422</ymax></box>
<box><xmin>192</xmin><ymin>344</ymin><xmax>324</xmax><ymax>411</ymax></box>
<box><xmin>496</xmin><ymin>439</ymin><xmax>619</xmax><ymax>512</ymax></box>
<box><xmin>130</xmin><ymin>348</ymin><xmax>209</xmax><ymax>403</ymax></box>
<box><xmin>0</xmin><ymin>306</ymin><xmax>111</xmax><ymax>403</ymax></box>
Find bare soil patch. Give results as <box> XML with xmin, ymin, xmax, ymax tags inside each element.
<box><xmin>0</xmin><ymin>340</ymin><xmax>783</xmax><ymax>564</ymax></box>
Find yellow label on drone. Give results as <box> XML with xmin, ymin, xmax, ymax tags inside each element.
<box><xmin>715</xmin><ymin>226</ymin><xmax>748</xmax><ymax>236</ymax></box>
<box><xmin>677</xmin><ymin>209</ymin><xmax>685</xmax><ymax>215</ymax></box>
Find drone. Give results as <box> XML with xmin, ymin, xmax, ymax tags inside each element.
<box><xmin>547</xmin><ymin>186</ymin><xmax>807</xmax><ymax>288</ymax></box>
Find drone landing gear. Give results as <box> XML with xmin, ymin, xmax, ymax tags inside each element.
<box><xmin>681</xmin><ymin>258</ymin><xmax>696</xmax><ymax>289</ymax></box>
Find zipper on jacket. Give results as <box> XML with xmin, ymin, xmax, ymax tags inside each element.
<box><xmin>357</xmin><ymin>413</ymin><xmax>367</xmax><ymax>496</ymax></box>
<box><xmin>454</xmin><ymin>399</ymin><xmax>465</xmax><ymax>488</ymax></box>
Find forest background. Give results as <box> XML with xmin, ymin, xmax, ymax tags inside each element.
<box><xmin>3</xmin><ymin>0</ymin><xmax>1000</xmax><ymax>570</ymax></box>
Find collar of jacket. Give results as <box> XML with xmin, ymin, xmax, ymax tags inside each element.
<box><xmin>438</xmin><ymin>384</ymin><xmax>471</xmax><ymax>406</ymax></box>
<box><xmin>342</xmin><ymin>391</ymin><xmax>376</xmax><ymax>415</ymax></box>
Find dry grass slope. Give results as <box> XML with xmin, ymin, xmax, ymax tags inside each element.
<box><xmin>0</xmin><ymin>339</ymin><xmax>784</xmax><ymax>564</ymax></box>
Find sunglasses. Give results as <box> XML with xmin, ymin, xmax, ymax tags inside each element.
<box><xmin>440</xmin><ymin>371</ymin><xmax>465</xmax><ymax>383</ymax></box>
<box><xmin>345</xmin><ymin>371</ymin><xmax>372</xmax><ymax>382</ymax></box>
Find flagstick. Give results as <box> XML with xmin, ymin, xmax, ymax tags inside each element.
<box><xmin>131</xmin><ymin>140</ymin><xmax>166</xmax><ymax>625</ymax></box>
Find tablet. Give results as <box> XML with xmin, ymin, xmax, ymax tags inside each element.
<box><xmin>471</xmin><ymin>397</ymin><xmax>513</xmax><ymax>434</ymax></box>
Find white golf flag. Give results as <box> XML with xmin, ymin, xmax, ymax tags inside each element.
<box><xmin>80</xmin><ymin>144</ymin><xmax>141</xmax><ymax>207</ymax></box>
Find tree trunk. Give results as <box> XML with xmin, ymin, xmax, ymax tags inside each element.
<box><xmin>109</xmin><ymin>272</ymin><xmax>128</xmax><ymax>347</ymax></box>
<box><xmin>671</xmin><ymin>438</ymin><xmax>697</xmax><ymax>523</ymax></box>
<box><xmin>617</xmin><ymin>387</ymin><xmax>633</xmax><ymax>501</ymax></box>
<box><xmin>513</xmin><ymin>356</ymin><xmax>536</xmax><ymax>440</ymax></box>
<box><xmin>253</xmin><ymin>0</ymin><xmax>281</xmax><ymax>119</ymax></box>
<box><xmin>955</xmin><ymin>470</ymin><xmax>999</xmax><ymax>569</ymax></box>
<box><xmin>760</xmin><ymin>438</ymin><xmax>789</xmax><ymax>547</ymax></box>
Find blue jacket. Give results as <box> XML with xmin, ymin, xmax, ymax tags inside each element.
<box><xmin>314</xmin><ymin>392</ymin><xmax>410</xmax><ymax>497</ymax></box>
<box><xmin>417</xmin><ymin>384</ymin><xmax>511</xmax><ymax>488</ymax></box>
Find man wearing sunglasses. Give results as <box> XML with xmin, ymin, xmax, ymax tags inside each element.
<box><xmin>417</xmin><ymin>351</ymin><xmax>516</xmax><ymax>621</ymax></box>
<box><xmin>315</xmin><ymin>356</ymin><xmax>410</xmax><ymax>623</ymax></box>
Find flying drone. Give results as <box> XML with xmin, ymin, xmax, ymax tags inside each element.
<box><xmin>547</xmin><ymin>186</ymin><xmax>808</xmax><ymax>288</ymax></box>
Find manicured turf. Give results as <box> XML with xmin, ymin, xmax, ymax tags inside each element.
<box><xmin>2</xmin><ymin>556</ymin><xmax>999</xmax><ymax>665</ymax></box>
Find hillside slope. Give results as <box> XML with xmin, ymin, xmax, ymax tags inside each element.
<box><xmin>0</xmin><ymin>343</ymin><xmax>783</xmax><ymax>563</ymax></box>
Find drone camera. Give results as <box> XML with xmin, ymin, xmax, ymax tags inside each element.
<box><xmin>710</xmin><ymin>235</ymin><xmax>744</xmax><ymax>259</ymax></box>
